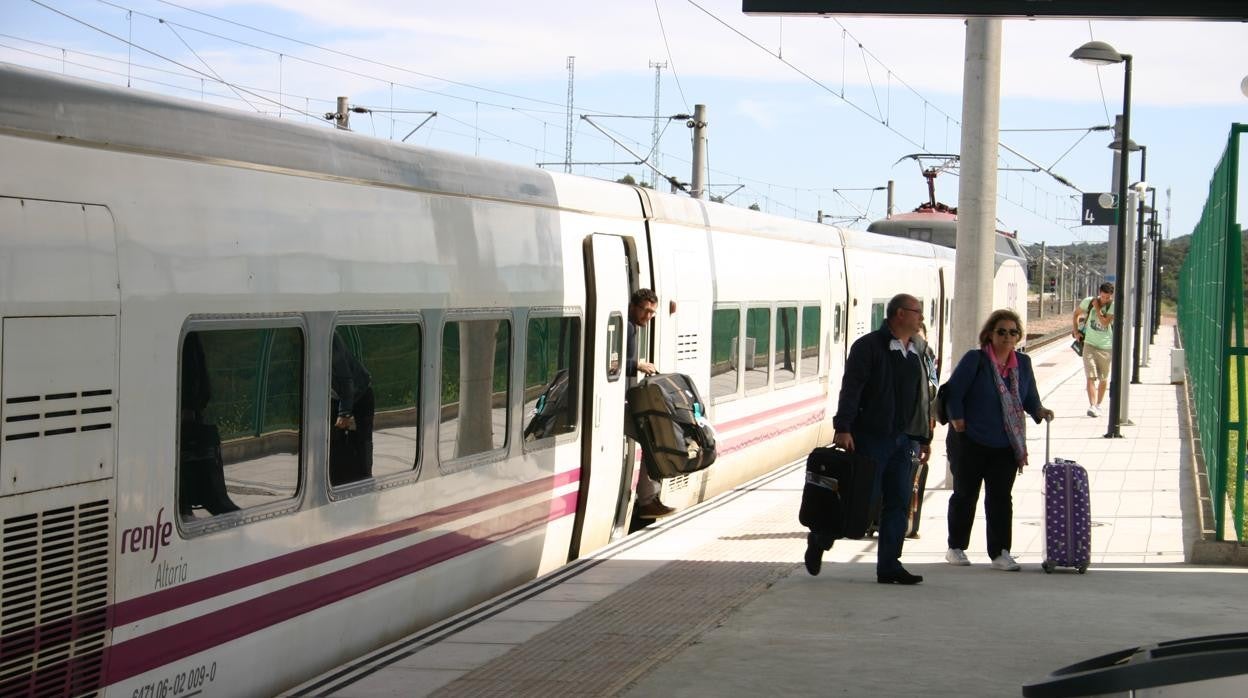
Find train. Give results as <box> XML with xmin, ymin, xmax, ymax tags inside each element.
<box><xmin>0</xmin><ymin>64</ymin><xmax>1018</xmax><ymax>697</ymax></box>
<box><xmin>866</xmin><ymin>163</ymin><xmax>1029</xmax><ymax>316</ymax></box>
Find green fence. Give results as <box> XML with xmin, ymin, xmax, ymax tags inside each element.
<box><xmin>1177</xmin><ymin>123</ymin><xmax>1246</xmax><ymax>542</ymax></box>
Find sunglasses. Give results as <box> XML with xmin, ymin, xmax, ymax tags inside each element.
<box><xmin>994</xmin><ymin>328</ymin><xmax>1021</xmax><ymax>338</ymax></box>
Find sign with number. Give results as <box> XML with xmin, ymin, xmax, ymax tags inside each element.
<box><xmin>1081</xmin><ymin>193</ymin><xmax>1117</xmax><ymax>226</ymax></box>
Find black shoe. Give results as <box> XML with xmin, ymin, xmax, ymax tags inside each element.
<box><xmin>877</xmin><ymin>568</ymin><xmax>923</xmax><ymax>585</ymax></box>
<box><xmin>804</xmin><ymin>543</ymin><xmax>823</xmax><ymax>576</ymax></box>
<box><xmin>636</xmin><ymin>500</ymin><xmax>676</xmax><ymax>519</ymax></box>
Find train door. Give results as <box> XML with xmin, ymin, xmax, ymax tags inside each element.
<box><xmin>569</xmin><ymin>234</ymin><xmax>632</xmax><ymax>558</ymax></box>
<box><xmin>0</xmin><ymin>197</ymin><xmax>119</xmax><ymax>696</ymax></box>
<box><xmin>936</xmin><ymin>268</ymin><xmax>949</xmax><ymax>380</ymax></box>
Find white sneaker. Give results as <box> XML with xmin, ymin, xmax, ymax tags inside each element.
<box><xmin>945</xmin><ymin>548</ymin><xmax>971</xmax><ymax>566</ymax></box>
<box><xmin>1087</xmin><ymin>405</ymin><xmax>1100</xmax><ymax>417</ymax></box>
<box><xmin>991</xmin><ymin>550</ymin><xmax>1021</xmax><ymax>571</ymax></box>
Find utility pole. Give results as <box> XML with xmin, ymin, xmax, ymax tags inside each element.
<box><xmin>565</xmin><ymin>57</ymin><xmax>575</xmax><ymax>174</ymax></box>
<box><xmin>335</xmin><ymin>96</ymin><xmax>349</xmax><ymax>130</ymax></box>
<box><xmin>649</xmin><ymin>60</ymin><xmax>667</xmax><ymax>183</ymax></box>
<box><xmin>689</xmin><ymin>104</ymin><xmax>707</xmax><ymax>199</ymax></box>
<box><xmin>1058</xmin><ymin>247</ymin><xmax>1067</xmax><ymax>314</ymax></box>
<box><xmin>886</xmin><ymin>180</ymin><xmax>895</xmax><ymax>218</ymax></box>
<box><xmin>1037</xmin><ymin>242</ymin><xmax>1046</xmax><ymax>319</ymax></box>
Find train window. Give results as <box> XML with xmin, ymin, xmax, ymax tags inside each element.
<box><xmin>801</xmin><ymin>305</ymin><xmax>821</xmax><ymax>378</ymax></box>
<box><xmin>774</xmin><ymin>305</ymin><xmax>797</xmax><ymax>386</ymax></box>
<box><xmin>329</xmin><ymin>322</ymin><xmax>421</xmax><ymax>489</ymax></box>
<box><xmin>439</xmin><ymin>318</ymin><xmax>511</xmax><ymax>463</ymax></box>
<box><xmin>178</xmin><ymin>325</ymin><xmax>303</xmax><ymax>523</ymax></box>
<box><xmin>606</xmin><ymin>313</ymin><xmax>623</xmax><ymax>381</ymax></box>
<box><xmin>832</xmin><ymin>304</ymin><xmax>843</xmax><ymax>344</ymax></box>
<box><xmin>871</xmin><ymin>302</ymin><xmax>886</xmax><ymax>329</ymax></box>
<box><xmin>710</xmin><ymin>306</ymin><xmax>740</xmax><ymax>401</ymax></box>
<box><xmin>744</xmin><ymin>307</ymin><xmax>771</xmax><ymax>392</ymax></box>
<box><xmin>930</xmin><ymin>300</ymin><xmax>936</xmax><ymax>323</ymax></box>
<box><xmin>523</xmin><ymin>315</ymin><xmax>581</xmax><ymax>445</ymax></box>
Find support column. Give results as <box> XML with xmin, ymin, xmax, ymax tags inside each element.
<box><xmin>952</xmin><ymin>18</ymin><xmax>1002</xmax><ymax>354</ymax></box>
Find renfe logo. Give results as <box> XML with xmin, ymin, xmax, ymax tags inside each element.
<box><xmin>120</xmin><ymin>507</ymin><xmax>174</xmax><ymax>563</ymax></box>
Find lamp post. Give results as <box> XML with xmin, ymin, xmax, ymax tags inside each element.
<box><xmin>1072</xmin><ymin>40</ymin><xmax>1132</xmax><ymax>438</ymax></box>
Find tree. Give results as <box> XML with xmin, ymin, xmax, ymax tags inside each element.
<box><xmin>748</xmin><ymin>203</ymin><xmax>761</xmax><ymax>211</ymax></box>
<box><xmin>615</xmin><ymin>174</ymin><xmax>637</xmax><ymax>186</ymax></box>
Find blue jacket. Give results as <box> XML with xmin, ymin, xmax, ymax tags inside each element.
<box><xmin>943</xmin><ymin>348</ymin><xmax>1045</xmax><ymax>449</ymax></box>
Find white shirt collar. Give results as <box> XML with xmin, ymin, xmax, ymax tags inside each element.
<box><xmin>889</xmin><ymin>337</ymin><xmax>918</xmax><ymax>356</ymax></box>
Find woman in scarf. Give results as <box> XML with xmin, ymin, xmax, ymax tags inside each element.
<box><xmin>942</xmin><ymin>309</ymin><xmax>1054</xmax><ymax>571</ymax></box>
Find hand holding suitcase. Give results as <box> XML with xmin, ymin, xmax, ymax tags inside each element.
<box><xmin>798</xmin><ymin>445</ymin><xmax>877</xmax><ymax>542</ymax></box>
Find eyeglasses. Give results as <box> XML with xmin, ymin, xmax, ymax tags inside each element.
<box><xmin>994</xmin><ymin>328</ymin><xmax>1022</xmax><ymax>338</ymax></box>
<box><xmin>901</xmin><ymin>307</ymin><xmax>924</xmax><ymax>318</ymax></box>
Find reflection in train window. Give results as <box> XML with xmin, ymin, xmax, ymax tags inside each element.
<box><xmin>710</xmin><ymin>306</ymin><xmax>739</xmax><ymax>401</ymax></box>
<box><xmin>871</xmin><ymin>302</ymin><xmax>886</xmax><ymax>330</ymax></box>
<box><xmin>833</xmin><ymin>304</ymin><xmax>843</xmax><ymax>344</ymax></box>
<box><xmin>801</xmin><ymin>305</ymin><xmax>821</xmax><ymax>379</ymax></box>
<box><xmin>744</xmin><ymin>307</ymin><xmax>771</xmax><ymax>392</ymax></box>
<box><xmin>774</xmin><ymin>305</ymin><xmax>797</xmax><ymax>386</ymax></box>
<box><xmin>178</xmin><ymin>326</ymin><xmax>303</xmax><ymax>522</ymax></box>
<box><xmin>523</xmin><ymin>315</ymin><xmax>580</xmax><ymax>444</ymax></box>
<box><xmin>440</xmin><ymin>318</ymin><xmax>511</xmax><ymax>463</ymax></box>
<box><xmin>330</xmin><ymin>322</ymin><xmax>421</xmax><ymax>488</ymax></box>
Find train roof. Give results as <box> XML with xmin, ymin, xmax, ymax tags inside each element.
<box><xmin>0</xmin><ymin>63</ymin><xmax>636</xmax><ymax>219</ymax></box>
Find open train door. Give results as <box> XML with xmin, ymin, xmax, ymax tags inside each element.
<box><xmin>569</xmin><ymin>234</ymin><xmax>632</xmax><ymax>558</ymax></box>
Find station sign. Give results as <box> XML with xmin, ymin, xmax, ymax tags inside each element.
<box><xmin>1081</xmin><ymin>193</ymin><xmax>1117</xmax><ymax>226</ymax></box>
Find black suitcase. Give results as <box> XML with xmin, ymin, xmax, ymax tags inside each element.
<box><xmin>798</xmin><ymin>446</ymin><xmax>877</xmax><ymax>541</ymax></box>
<box><xmin>626</xmin><ymin>373</ymin><xmax>716</xmax><ymax>479</ymax></box>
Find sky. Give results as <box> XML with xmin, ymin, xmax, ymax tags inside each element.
<box><xmin>2</xmin><ymin>0</ymin><xmax>1246</xmax><ymax>247</ymax></box>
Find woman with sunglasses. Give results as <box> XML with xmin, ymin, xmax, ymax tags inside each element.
<box><xmin>941</xmin><ymin>309</ymin><xmax>1054</xmax><ymax>571</ymax></box>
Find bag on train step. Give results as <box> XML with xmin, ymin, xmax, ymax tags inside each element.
<box><xmin>798</xmin><ymin>446</ymin><xmax>877</xmax><ymax>541</ymax></box>
<box><xmin>626</xmin><ymin>373</ymin><xmax>717</xmax><ymax>479</ymax></box>
<box><xmin>523</xmin><ymin>368</ymin><xmax>572</xmax><ymax>441</ymax></box>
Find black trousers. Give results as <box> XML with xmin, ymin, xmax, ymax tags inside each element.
<box><xmin>946</xmin><ymin>430</ymin><xmax>1018</xmax><ymax>560</ymax></box>
<box><xmin>330</xmin><ymin>387</ymin><xmax>375</xmax><ymax>486</ymax></box>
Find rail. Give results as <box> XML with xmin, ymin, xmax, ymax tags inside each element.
<box><xmin>1023</xmin><ymin>328</ymin><xmax>1072</xmax><ymax>354</ymax></box>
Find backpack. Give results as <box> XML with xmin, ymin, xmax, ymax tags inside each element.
<box><xmin>523</xmin><ymin>369</ymin><xmax>572</xmax><ymax>440</ymax></box>
<box><xmin>934</xmin><ymin>352</ymin><xmax>984</xmax><ymax>425</ymax></box>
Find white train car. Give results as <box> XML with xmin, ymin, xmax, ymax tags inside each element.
<box><xmin>867</xmin><ymin>207</ymin><xmax>1029</xmax><ymax>344</ymax></box>
<box><xmin>0</xmin><ymin>63</ymin><xmax>956</xmax><ymax>698</ymax></box>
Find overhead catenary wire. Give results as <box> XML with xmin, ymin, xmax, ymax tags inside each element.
<box><xmin>20</xmin><ymin>0</ymin><xmax>1080</xmax><ymax>237</ymax></box>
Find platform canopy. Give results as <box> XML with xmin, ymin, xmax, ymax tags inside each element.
<box><xmin>741</xmin><ymin>1</ymin><xmax>1247</xmax><ymax>21</ymax></box>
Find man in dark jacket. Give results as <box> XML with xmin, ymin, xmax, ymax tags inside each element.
<box><xmin>331</xmin><ymin>333</ymin><xmax>375</xmax><ymax>485</ymax></box>
<box><xmin>807</xmin><ymin>294</ymin><xmax>933</xmax><ymax>583</ymax></box>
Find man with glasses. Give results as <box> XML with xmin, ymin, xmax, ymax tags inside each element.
<box><xmin>807</xmin><ymin>294</ymin><xmax>933</xmax><ymax>584</ymax></box>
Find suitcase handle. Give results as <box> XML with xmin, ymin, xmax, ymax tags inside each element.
<box><xmin>1045</xmin><ymin>418</ymin><xmax>1051</xmax><ymax>465</ymax></box>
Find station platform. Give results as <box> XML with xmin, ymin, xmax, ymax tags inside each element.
<box><xmin>287</xmin><ymin>323</ymin><xmax>1248</xmax><ymax>697</ymax></box>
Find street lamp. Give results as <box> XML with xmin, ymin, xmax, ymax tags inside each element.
<box><xmin>1072</xmin><ymin>40</ymin><xmax>1132</xmax><ymax>438</ymax></box>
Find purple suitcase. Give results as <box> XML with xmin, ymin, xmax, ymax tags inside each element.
<box><xmin>1041</xmin><ymin>423</ymin><xmax>1091</xmax><ymax>573</ymax></box>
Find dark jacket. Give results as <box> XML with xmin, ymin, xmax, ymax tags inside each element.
<box><xmin>833</xmin><ymin>323</ymin><xmax>933</xmax><ymax>445</ymax></box>
<box><xmin>943</xmin><ymin>348</ymin><xmax>1045</xmax><ymax>449</ymax></box>
<box><xmin>331</xmin><ymin>334</ymin><xmax>372</xmax><ymax>417</ymax></box>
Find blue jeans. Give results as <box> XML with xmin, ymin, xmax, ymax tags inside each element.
<box><xmin>859</xmin><ymin>433</ymin><xmax>918</xmax><ymax>574</ymax></box>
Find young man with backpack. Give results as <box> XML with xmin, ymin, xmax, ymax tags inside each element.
<box><xmin>1072</xmin><ymin>282</ymin><xmax>1115</xmax><ymax>417</ymax></box>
